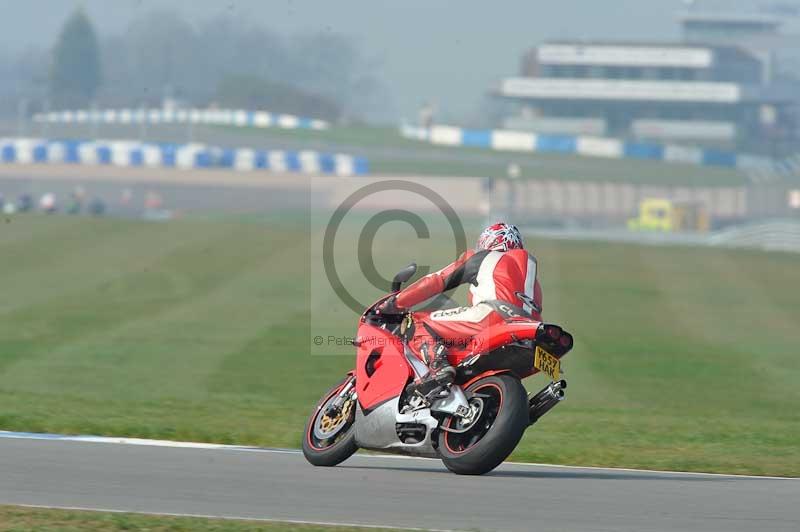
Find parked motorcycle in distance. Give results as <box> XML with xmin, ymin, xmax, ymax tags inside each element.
<box><xmin>303</xmin><ymin>263</ymin><xmax>574</xmax><ymax>475</ymax></box>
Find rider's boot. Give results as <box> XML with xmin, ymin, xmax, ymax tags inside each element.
<box><xmin>406</xmin><ymin>342</ymin><xmax>456</xmax><ymax>400</ymax></box>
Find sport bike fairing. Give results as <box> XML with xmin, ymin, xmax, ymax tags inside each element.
<box><xmin>354</xmin><ymin>322</ymin><xmax>412</xmax><ymax>412</ymax></box>
<box><xmin>354</xmin><ymin>315</ymin><xmax>543</xmax><ymax>412</ymax></box>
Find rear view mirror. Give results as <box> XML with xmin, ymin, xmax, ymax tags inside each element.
<box><xmin>391</xmin><ymin>263</ymin><xmax>417</xmax><ymax>292</ymax></box>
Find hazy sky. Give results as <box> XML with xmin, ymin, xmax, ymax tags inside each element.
<box><xmin>0</xmin><ymin>0</ymin><xmax>763</xmax><ymax>121</ymax></box>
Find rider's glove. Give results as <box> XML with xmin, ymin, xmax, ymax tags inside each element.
<box><xmin>377</xmin><ymin>295</ymin><xmax>401</xmax><ymax>314</ymax></box>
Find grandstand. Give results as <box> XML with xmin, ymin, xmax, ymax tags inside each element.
<box><xmin>493</xmin><ymin>5</ymin><xmax>800</xmax><ymax>154</ymax></box>
<box><xmin>495</xmin><ymin>41</ymin><xmax>795</xmax><ymax>150</ymax></box>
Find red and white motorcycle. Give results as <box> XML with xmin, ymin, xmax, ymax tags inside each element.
<box><xmin>303</xmin><ymin>263</ymin><xmax>574</xmax><ymax>475</ymax></box>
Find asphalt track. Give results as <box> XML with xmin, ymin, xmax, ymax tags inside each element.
<box><xmin>0</xmin><ymin>172</ymin><xmax>311</xmax><ymax>217</ymax></box>
<box><xmin>0</xmin><ymin>434</ymin><xmax>797</xmax><ymax>532</ymax></box>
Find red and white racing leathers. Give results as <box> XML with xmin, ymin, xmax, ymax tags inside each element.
<box><xmin>395</xmin><ymin>249</ymin><xmax>542</xmax><ymax>362</ymax></box>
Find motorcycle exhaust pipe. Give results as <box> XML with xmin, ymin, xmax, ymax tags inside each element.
<box><xmin>528</xmin><ymin>380</ymin><xmax>567</xmax><ymax>426</ymax></box>
<box><xmin>528</xmin><ymin>379</ymin><xmax>566</xmax><ymax>405</ymax></box>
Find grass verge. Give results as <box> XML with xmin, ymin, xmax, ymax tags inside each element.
<box><xmin>0</xmin><ymin>506</ymin><xmax>409</xmax><ymax>531</ymax></box>
<box><xmin>215</xmin><ymin>124</ymin><xmax>747</xmax><ymax>186</ymax></box>
<box><xmin>0</xmin><ymin>215</ymin><xmax>797</xmax><ymax>476</ymax></box>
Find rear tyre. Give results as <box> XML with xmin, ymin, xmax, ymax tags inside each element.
<box><xmin>302</xmin><ymin>377</ymin><xmax>358</xmax><ymax>467</ymax></box>
<box><xmin>438</xmin><ymin>374</ymin><xmax>528</xmax><ymax>475</ymax></box>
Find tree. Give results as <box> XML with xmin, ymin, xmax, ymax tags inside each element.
<box><xmin>50</xmin><ymin>8</ymin><xmax>101</xmax><ymax>108</ymax></box>
<box><xmin>89</xmin><ymin>9</ymin><xmax>390</xmax><ymax>121</ymax></box>
<box><xmin>214</xmin><ymin>74</ymin><xmax>341</xmax><ymax>121</ymax></box>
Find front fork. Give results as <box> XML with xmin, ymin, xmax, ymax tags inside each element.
<box><xmin>324</xmin><ymin>375</ymin><xmax>356</xmax><ymax>417</ymax></box>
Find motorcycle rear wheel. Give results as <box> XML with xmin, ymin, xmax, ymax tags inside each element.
<box><xmin>302</xmin><ymin>377</ymin><xmax>358</xmax><ymax>467</ymax></box>
<box><xmin>438</xmin><ymin>374</ymin><xmax>528</xmax><ymax>475</ymax></box>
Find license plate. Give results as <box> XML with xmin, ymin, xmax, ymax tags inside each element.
<box><xmin>534</xmin><ymin>346</ymin><xmax>560</xmax><ymax>380</ymax></box>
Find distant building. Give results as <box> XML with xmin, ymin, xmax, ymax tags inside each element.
<box><xmin>679</xmin><ymin>11</ymin><xmax>783</xmax><ymax>49</ymax></box>
<box><xmin>493</xmin><ymin>40</ymin><xmax>796</xmax><ymax>150</ymax></box>
<box><xmin>679</xmin><ymin>8</ymin><xmax>800</xmax><ymax>85</ymax></box>
<box><xmin>492</xmin><ymin>3</ymin><xmax>800</xmax><ymax>154</ymax></box>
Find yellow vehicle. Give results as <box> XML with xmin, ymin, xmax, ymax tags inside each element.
<box><xmin>628</xmin><ymin>198</ymin><xmax>710</xmax><ymax>232</ymax></box>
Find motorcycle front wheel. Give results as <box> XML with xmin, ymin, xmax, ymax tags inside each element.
<box><xmin>438</xmin><ymin>374</ymin><xmax>528</xmax><ymax>475</ymax></box>
<box><xmin>302</xmin><ymin>376</ymin><xmax>358</xmax><ymax>467</ymax></box>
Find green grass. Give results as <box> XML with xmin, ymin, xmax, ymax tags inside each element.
<box><xmin>216</xmin><ymin>124</ymin><xmax>747</xmax><ymax>186</ymax></box>
<box><xmin>216</xmin><ymin>124</ymin><xmax>425</xmax><ymax>150</ymax></box>
<box><xmin>0</xmin><ymin>215</ymin><xmax>798</xmax><ymax>476</ymax></box>
<box><xmin>0</xmin><ymin>505</ymin><xmax>409</xmax><ymax>531</ymax></box>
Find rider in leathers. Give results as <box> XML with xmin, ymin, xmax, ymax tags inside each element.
<box><xmin>380</xmin><ymin>223</ymin><xmax>542</xmax><ymax>396</ymax></box>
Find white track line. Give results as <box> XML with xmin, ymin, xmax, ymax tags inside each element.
<box><xmin>11</xmin><ymin>504</ymin><xmax>459</xmax><ymax>532</ymax></box>
<box><xmin>0</xmin><ymin>430</ymin><xmax>795</xmax><ymax>480</ymax></box>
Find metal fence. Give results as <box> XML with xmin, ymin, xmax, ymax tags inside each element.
<box><xmin>523</xmin><ymin>219</ymin><xmax>800</xmax><ymax>254</ymax></box>
<box><xmin>493</xmin><ymin>179</ymin><xmax>745</xmax><ymax>225</ymax></box>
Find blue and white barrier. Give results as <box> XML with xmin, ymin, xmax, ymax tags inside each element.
<box><xmin>33</xmin><ymin>108</ymin><xmax>329</xmax><ymax>131</ymax></box>
<box><xmin>401</xmin><ymin>124</ymin><xmax>785</xmax><ymax>175</ymax></box>
<box><xmin>0</xmin><ymin>138</ymin><xmax>368</xmax><ymax>176</ymax></box>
